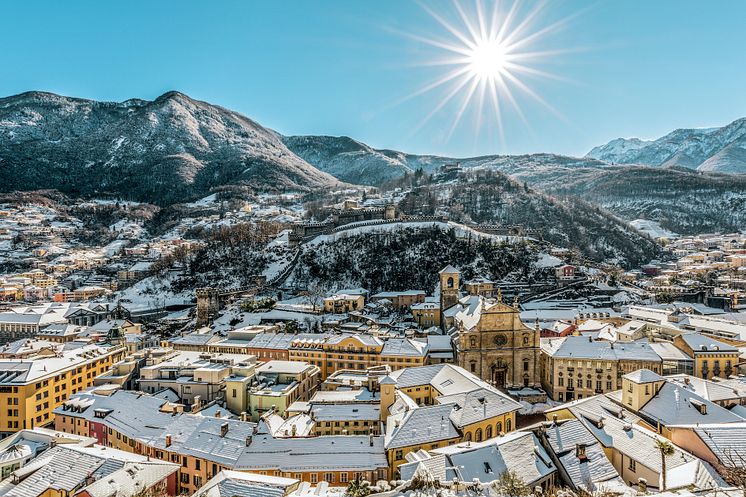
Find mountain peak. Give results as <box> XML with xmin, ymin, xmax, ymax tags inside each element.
<box><xmin>587</xmin><ymin>116</ymin><xmax>746</xmax><ymax>173</ymax></box>
<box><xmin>0</xmin><ymin>91</ymin><xmax>339</xmax><ymax>204</ymax></box>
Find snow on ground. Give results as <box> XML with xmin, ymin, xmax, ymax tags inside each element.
<box><xmin>185</xmin><ymin>193</ymin><xmax>218</xmax><ymax>208</ymax></box>
<box><xmin>115</xmin><ymin>273</ymin><xmax>192</xmax><ymax>312</ymax></box>
<box><xmin>535</xmin><ymin>253</ymin><xmax>563</xmax><ymax>268</ymax></box>
<box><xmin>211</xmin><ymin>306</ymin><xmax>322</xmax><ymax>333</ymax></box>
<box><xmin>630</xmin><ymin>219</ymin><xmax>678</xmax><ymax>239</ymax></box>
<box><xmin>102</xmin><ymin>239</ymin><xmax>129</xmax><ymax>257</ymax></box>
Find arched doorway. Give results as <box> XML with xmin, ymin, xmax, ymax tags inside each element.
<box><xmin>490</xmin><ymin>361</ymin><xmax>508</xmax><ymax>388</ymax></box>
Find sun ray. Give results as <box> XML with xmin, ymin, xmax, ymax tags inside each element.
<box><xmin>499</xmin><ymin>0</ymin><xmax>547</xmax><ymax>49</ymax></box>
<box><xmin>447</xmin><ymin>75</ymin><xmax>481</xmax><ymax>140</ymax></box>
<box><xmin>393</xmin><ymin>0</ymin><xmax>578</xmax><ymax>145</ymax></box>
<box><xmin>495</xmin><ymin>0</ymin><xmax>520</xmax><ymax>44</ymax></box>
<box><xmin>382</xmin><ymin>65</ymin><xmax>473</xmax><ymax>111</ymax></box>
<box><xmin>475</xmin><ymin>0</ymin><xmax>489</xmax><ymax>41</ymax></box>
<box><xmin>501</xmin><ymin>69</ymin><xmax>568</xmax><ymax>123</ymax></box>
<box><xmin>411</xmin><ymin>73</ymin><xmax>475</xmax><ymax>134</ymax></box>
<box><xmin>502</xmin><ymin>61</ymin><xmax>575</xmax><ymax>84</ymax></box>
<box><xmin>417</xmin><ymin>0</ymin><xmax>477</xmax><ymax>50</ymax></box>
<box><xmin>452</xmin><ymin>0</ymin><xmax>481</xmax><ymax>46</ymax></box>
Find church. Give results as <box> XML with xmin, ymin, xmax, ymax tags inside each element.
<box><xmin>439</xmin><ymin>265</ymin><xmax>541</xmax><ymax>389</ymax></box>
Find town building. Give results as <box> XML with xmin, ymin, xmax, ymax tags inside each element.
<box><xmin>288</xmin><ymin>333</ymin><xmax>428</xmax><ymax>380</ymax></box>
<box><xmin>137</xmin><ymin>349</ymin><xmax>257</xmax><ymax>407</ymax></box>
<box><xmin>0</xmin><ymin>340</ymin><xmax>125</xmax><ymax>436</ymax></box>
<box><xmin>381</xmin><ymin>364</ymin><xmax>522</xmax><ymax>474</ymax></box>
<box><xmin>672</xmin><ymin>333</ymin><xmax>740</xmax><ymax>379</ymax></box>
<box><xmin>399</xmin><ymin>431</ymin><xmax>557</xmax><ymax>490</ymax></box>
<box><xmin>225</xmin><ymin>360</ymin><xmax>320</xmax><ymax>421</ymax></box>
<box><xmin>452</xmin><ymin>293</ymin><xmax>541</xmax><ymax>389</ymax></box>
<box><xmin>322</xmin><ymin>293</ymin><xmax>365</xmax><ymax>313</ymax></box>
<box><xmin>540</xmin><ymin>336</ymin><xmax>663</xmax><ymax>402</ymax></box>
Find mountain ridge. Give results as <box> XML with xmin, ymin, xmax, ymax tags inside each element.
<box><xmin>0</xmin><ymin>90</ymin><xmax>340</xmax><ymax>204</ymax></box>
<box><xmin>586</xmin><ymin>117</ymin><xmax>746</xmax><ymax>172</ymax></box>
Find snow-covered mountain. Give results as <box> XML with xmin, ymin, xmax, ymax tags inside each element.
<box><xmin>587</xmin><ymin>117</ymin><xmax>746</xmax><ymax>172</ymax></box>
<box><xmin>282</xmin><ymin>134</ymin><xmax>610</xmax><ymax>186</ymax></box>
<box><xmin>0</xmin><ymin>91</ymin><xmax>340</xmax><ymax>204</ymax></box>
<box><xmin>280</xmin><ymin>135</ymin><xmax>415</xmax><ymax>184</ymax></box>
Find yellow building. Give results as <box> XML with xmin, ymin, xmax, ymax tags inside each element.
<box><xmin>411</xmin><ymin>301</ymin><xmax>440</xmax><ymax>328</ymax></box>
<box><xmin>381</xmin><ymin>364</ymin><xmax>521</xmax><ymax>475</ymax></box>
<box><xmin>288</xmin><ymin>334</ymin><xmax>428</xmax><ymax>380</ymax></box>
<box><xmin>322</xmin><ymin>294</ymin><xmax>365</xmax><ymax>313</ymax></box>
<box><xmin>673</xmin><ymin>333</ymin><xmax>739</xmax><ymax>379</ymax></box>
<box><xmin>243</xmin><ymin>361</ymin><xmax>320</xmax><ymax>421</ymax></box>
<box><xmin>540</xmin><ymin>335</ymin><xmax>663</xmax><ymax>402</ymax></box>
<box><xmin>54</xmin><ymin>389</ymin><xmax>388</xmax><ymax>492</ymax></box>
<box><xmin>0</xmin><ymin>341</ymin><xmax>125</xmax><ymax>436</ymax></box>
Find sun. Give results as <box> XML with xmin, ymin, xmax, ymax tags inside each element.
<box><xmin>467</xmin><ymin>39</ymin><xmax>508</xmax><ymax>81</ymax></box>
<box><xmin>394</xmin><ymin>0</ymin><xmax>575</xmax><ymax>143</ymax></box>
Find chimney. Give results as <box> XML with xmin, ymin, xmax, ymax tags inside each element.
<box><xmin>369</xmin><ymin>434</ymin><xmax>374</xmax><ymax>447</ymax></box>
<box><xmin>684</xmin><ymin>377</ymin><xmax>690</xmax><ymax>385</ymax></box>
<box><xmin>588</xmin><ymin>336</ymin><xmax>593</xmax><ymax>343</ymax></box>
<box><xmin>240</xmin><ymin>411</ymin><xmax>248</xmax><ymax>422</ymax></box>
<box><xmin>165</xmin><ymin>434</ymin><xmax>172</xmax><ymax>447</ymax></box>
<box><xmin>245</xmin><ymin>436</ymin><xmax>252</xmax><ymax>447</ymax></box>
<box><xmin>214</xmin><ymin>410</ymin><xmax>221</xmax><ymax>418</ymax></box>
<box><xmin>291</xmin><ymin>425</ymin><xmax>297</xmax><ymax>436</ymax></box>
<box><xmin>638</xmin><ymin>478</ymin><xmax>647</xmax><ymax>493</ymax></box>
<box><xmin>552</xmin><ymin>414</ymin><xmax>558</xmax><ymax>425</ymax></box>
<box><xmin>220</xmin><ymin>422</ymin><xmax>229</xmax><ymax>438</ymax></box>
<box><xmin>575</xmin><ymin>443</ymin><xmax>588</xmax><ymax>462</ymax></box>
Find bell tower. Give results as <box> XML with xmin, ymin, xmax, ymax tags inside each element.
<box><xmin>439</xmin><ymin>265</ymin><xmax>461</xmax><ymax>318</ymax></box>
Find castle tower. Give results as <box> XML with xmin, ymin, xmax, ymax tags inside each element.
<box><xmin>196</xmin><ymin>288</ymin><xmax>220</xmax><ymax>327</ymax></box>
<box><xmin>439</xmin><ymin>265</ymin><xmax>461</xmax><ymax>318</ymax></box>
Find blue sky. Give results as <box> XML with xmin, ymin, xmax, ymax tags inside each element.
<box><xmin>1</xmin><ymin>0</ymin><xmax>745</xmax><ymax>158</ymax></box>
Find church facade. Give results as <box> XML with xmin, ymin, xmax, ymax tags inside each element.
<box><xmin>439</xmin><ymin>266</ymin><xmax>540</xmax><ymax>389</ymax></box>
<box><xmin>454</xmin><ymin>298</ymin><xmax>541</xmax><ymax>388</ymax></box>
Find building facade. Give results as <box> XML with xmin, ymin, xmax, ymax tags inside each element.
<box><xmin>454</xmin><ymin>297</ymin><xmax>541</xmax><ymax>389</ymax></box>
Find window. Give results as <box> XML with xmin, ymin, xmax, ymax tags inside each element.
<box><xmin>232</xmin><ymin>389</ymin><xmax>236</xmax><ymax>398</ymax></box>
<box><xmin>310</xmin><ymin>474</ymin><xmax>318</xmax><ymax>483</ymax></box>
<box><xmin>558</xmin><ymin>377</ymin><xmax>564</xmax><ymax>387</ymax></box>
<box><xmin>628</xmin><ymin>459</ymin><xmax>636</xmax><ymax>471</ymax></box>
<box><xmin>324</xmin><ymin>473</ymin><xmax>334</xmax><ymax>483</ymax></box>
<box><xmin>506</xmin><ymin>419</ymin><xmax>512</xmax><ymax>431</ymax></box>
<box><xmin>340</xmin><ymin>473</ymin><xmax>349</xmax><ymax>483</ymax></box>
<box><xmin>523</xmin><ymin>360</ymin><xmax>529</xmax><ymax>372</ymax></box>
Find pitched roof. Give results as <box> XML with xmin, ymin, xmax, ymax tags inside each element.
<box><xmin>636</xmin><ymin>383</ymin><xmax>744</xmax><ymax>426</ymax></box>
<box><xmin>235</xmin><ymin>435</ymin><xmax>387</xmax><ymax>472</ymax></box>
<box><xmin>439</xmin><ymin>265</ymin><xmax>460</xmax><ymax>274</ymax></box>
<box><xmin>544</xmin><ymin>419</ymin><xmax>620</xmax><ymax>493</ymax></box>
<box><xmin>437</xmin><ymin>388</ymin><xmax>522</xmax><ymax>428</ymax></box>
<box><xmin>623</xmin><ymin>369</ymin><xmax>664</xmax><ymax>384</ymax></box>
<box><xmin>384</xmin><ymin>404</ymin><xmax>460</xmax><ymax>449</ymax></box>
